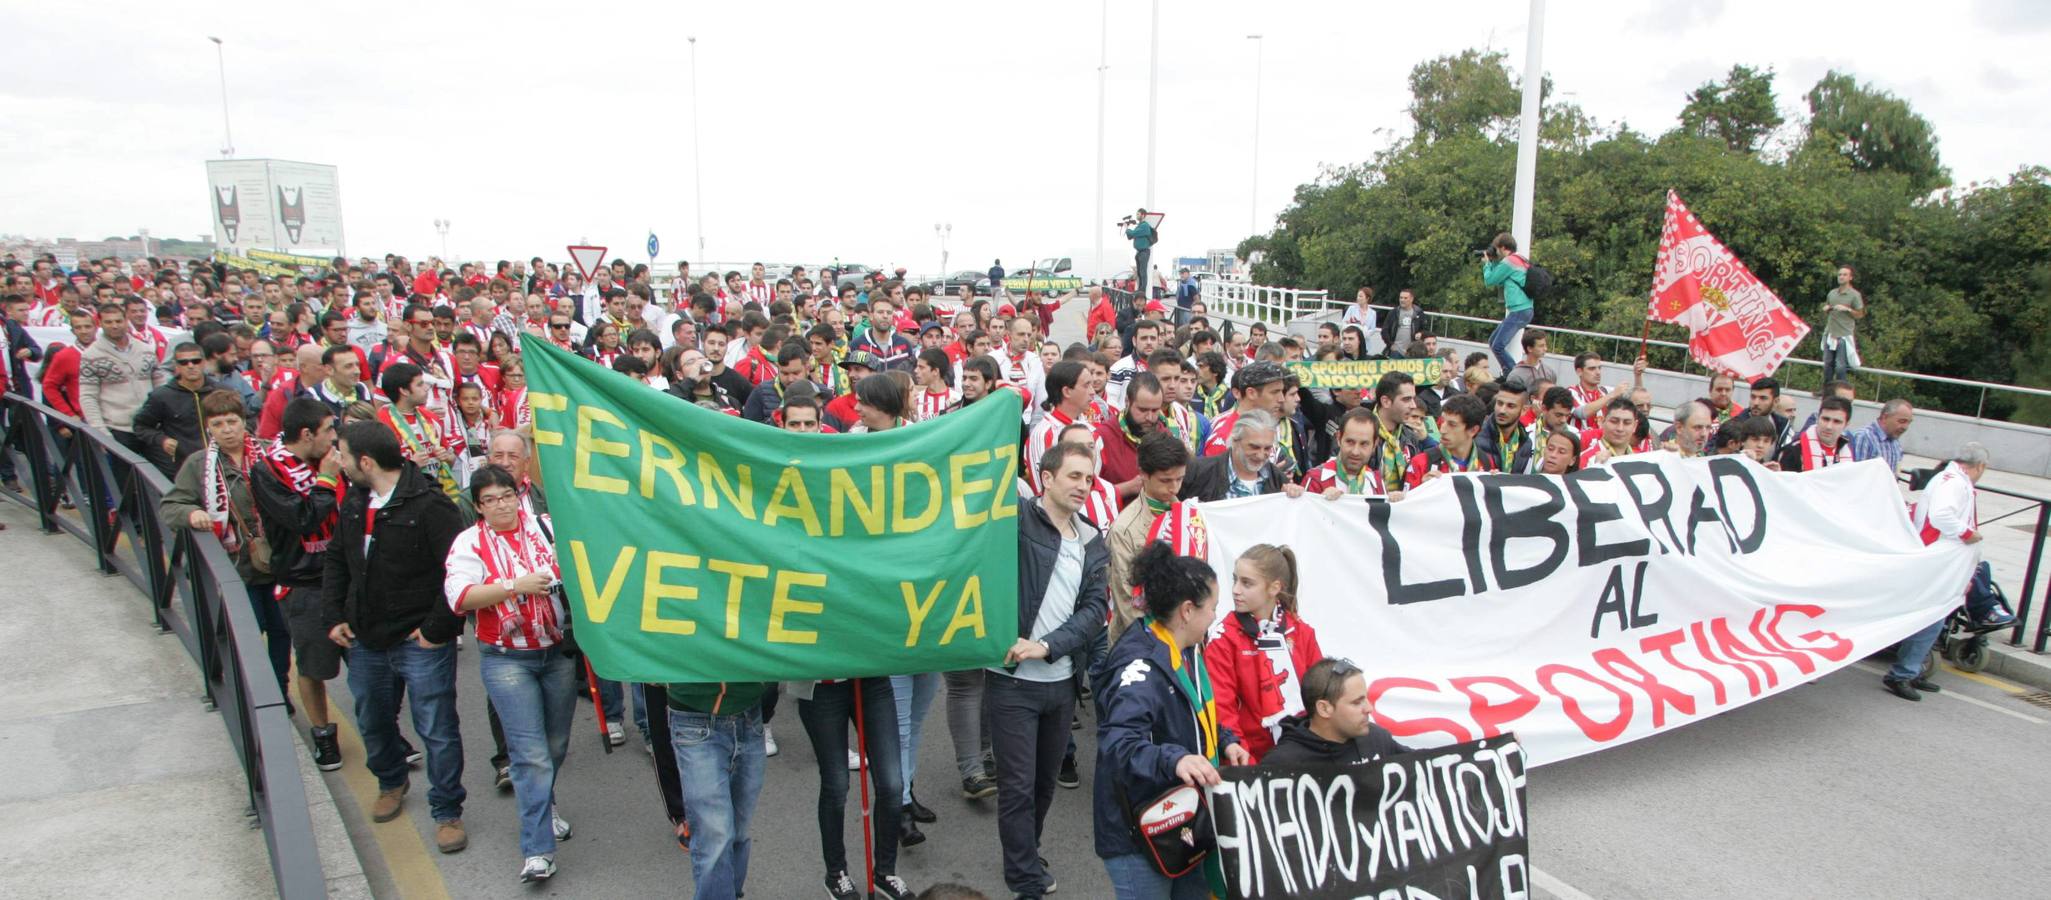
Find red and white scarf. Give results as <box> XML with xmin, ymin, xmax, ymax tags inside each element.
<box><xmin>202</xmin><ymin>444</ymin><xmax>249</xmax><ymax>552</ymax></box>
<box><xmin>1797</xmin><ymin>425</ymin><xmax>1853</xmax><ymax>470</ymax></box>
<box><xmin>261</xmin><ymin>440</ymin><xmax>338</xmax><ymax>554</ymax></box>
<box><xmin>473</xmin><ymin>513</ymin><xmax>563</xmax><ymax>649</ymax></box>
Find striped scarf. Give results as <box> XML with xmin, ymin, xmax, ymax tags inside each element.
<box><xmin>261</xmin><ymin>440</ymin><xmax>338</xmax><ymax>554</ymax></box>
<box><xmin>1145</xmin><ymin>617</ymin><xmax>1228</xmax><ymax>897</ymax></box>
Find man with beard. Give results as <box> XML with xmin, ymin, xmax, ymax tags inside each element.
<box><xmin>1095</xmin><ymin>373</ymin><xmax>1169</xmax><ymax>502</ymax></box>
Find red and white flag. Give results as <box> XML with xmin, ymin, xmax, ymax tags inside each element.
<box><xmin>1649</xmin><ymin>190</ymin><xmax>1810</xmax><ymax>381</ymax></box>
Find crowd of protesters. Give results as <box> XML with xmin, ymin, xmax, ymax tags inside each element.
<box><xmin>0</xmin><ymin>246</ymin><xmax>2010</xmax><ymax>899</ymax></box>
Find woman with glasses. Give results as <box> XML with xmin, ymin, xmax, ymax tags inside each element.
<box><xmin>1204</xmin><ymin>544</ymin><xmax>1323</xmax><ymax>762</ymax></box>
<box><xmin>1093</xmin><ymin>542</ymin><xmax>1250</xmax><ymax>899</ymax></box>
<box><xmin>444</xmin><ymin>466</ymin><xmax>577</xmax><ymax>884</ymax></box>
<box><xmin>1260</xmin><ymin>657</ymin><xmax>1413</xmax><ymax>767</ymax></box>
<box><xmin>585</xmin><ymin>320</ymin><xmax>623</xmax><ymax>369</ymax></box>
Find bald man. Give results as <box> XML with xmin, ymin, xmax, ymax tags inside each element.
<box><xmin>257</xmin><ymin>344</ymin><xmax>331</xmax><ymax>441</ymax></box>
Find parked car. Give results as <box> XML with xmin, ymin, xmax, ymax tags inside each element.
<box><xmin>921</xmin><ymin>270</ymin><xmax>994</xmax><ymax>297</ymax></box>
<box><xmin>832</xmin><ymin>264</ymin><xmax>879</xmax><ymax>291</ymax></box>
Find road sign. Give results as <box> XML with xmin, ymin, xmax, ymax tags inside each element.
<box><xmin>567</xmin><ymin>245</ymin><xmax>608</xmax><ymax>281</ymax></box>
<box><xmin>646</xmin><ymin>232</ymin><xmax>659</xmax><ymax>260</ymax></box>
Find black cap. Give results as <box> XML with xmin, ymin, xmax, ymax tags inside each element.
<box><xmin>1231</xmin><ymin>360</ymin><xmax>1288</xmax><ymax>391</ymax></box>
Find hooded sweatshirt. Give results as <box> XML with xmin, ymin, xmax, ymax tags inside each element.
<box><xmin>1257</xmin><ymin>712</ymin><xmax>1414</xmax><ymax>768</ymax></box>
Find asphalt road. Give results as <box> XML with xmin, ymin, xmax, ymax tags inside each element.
<box><xmin>324</xmin><ymin>299</ymin><xmax>2051</xmax><ymax>898</ymax></box>
<box><xmin>326</xmin><ymin>643</ymin><xmax>2051</xmax><ymax>900</ymax></box>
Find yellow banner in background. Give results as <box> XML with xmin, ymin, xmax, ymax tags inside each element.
<box><xmin>1284</xmin><ymin>357</ymin><xmax>1441</xmax><ymax>390</ymax></box>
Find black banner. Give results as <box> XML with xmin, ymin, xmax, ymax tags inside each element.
<box><xmin>1209</xmin><ymin>735</ymin><xmax>1529</xmax><ymax>900</ymax></box>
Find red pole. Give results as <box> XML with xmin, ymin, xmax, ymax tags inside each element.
<box><xmin>852</xmin><ymin>679</ymin><xmax>875</xmax><ymax>897</ymax></box>
<box><xmin>583</xmin><ymin>657</ymin><xmax>612</xmax><ymax>754</ymax></box>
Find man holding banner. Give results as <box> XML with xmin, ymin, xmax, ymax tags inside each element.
<box><xmin>992</xmin><ymin>442</ymin><xmax>1110</xmax><ymax>900</ymax></box>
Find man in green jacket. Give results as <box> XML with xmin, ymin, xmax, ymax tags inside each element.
<box><xmin>1124</xmin><ymin>208</ymin><xmax>1158</xmax><ymax>300</ymax></box>
<box><xmin>1481</xmin><ymin>231</ymin><xmax>1533</xmax><ymax>376</ymax></box>
<box><xmin>1821</xmin><ymin>264</ymin><xmax>1865</xmax><ymax>382</ymax></box>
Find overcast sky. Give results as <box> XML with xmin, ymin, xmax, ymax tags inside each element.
<box><xmin>4</xmin><ymin>0</ymin><xmax>2046</xmax><ymax>278</ymax></box>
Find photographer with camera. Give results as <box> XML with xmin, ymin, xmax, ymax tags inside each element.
<box><xmin>1123</xmin><ymin>209</ymin><xmax>1159</xmax><ymax>300</ymax></box>
<box><xmin>1481</xmin><ymin>232</ymin><xmax>1534</xmax><ymax>376</ymax></box>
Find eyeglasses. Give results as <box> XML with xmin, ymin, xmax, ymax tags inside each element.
<box><xmin>476</xmin><ymin>492</ymin><xmax>521</xmax><ymax>507</ymax></box>
<box><xmin>550</xmin><ymin>323</ymin><xmax>570</xmax><ymax>330</ymax></box>
<box><xmin>173</xmin><ymin>358</ymin><xmax>205</xmax><ymax>366</ymax></box>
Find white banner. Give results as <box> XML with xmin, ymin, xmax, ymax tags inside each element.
<box><xmin>1193</xmin><ymin>454</ymin><xmax>1976</xmax><ymax>765</ymax></box>
<box><xmin>204</xmin><ymin>158</ymin><xmax>346</xmax><ymax>256</ymax></box>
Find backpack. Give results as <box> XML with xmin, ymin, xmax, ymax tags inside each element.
<box><xmin>1522</xmin><ymin>261</ymin><xmax>1555</xmax><ymax>301</ymax></box>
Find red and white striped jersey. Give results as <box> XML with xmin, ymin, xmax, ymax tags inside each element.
<box><xmin>1025</xmin><ymin>407</ymin><xmax>1099</xmax><ymax>495</ymax></box>
<box><xmin>914</xmin><ymin>387</ymin><xmax>960</xmax><ymax>422</ymax></box>
<box><xmin>1301</xmin><ymin>458</ymin><xmax>1386</xmax><ymax>495</ymax></box>
<box><xmin>745</xmin><ymin>281</ymin><xmax>775</xmax><ymax>307</ymax></box>
<box><xmin>1569</xmin><ymin>382</ymin><xmax>1607</xmax><ymax>427</ymax></box>
<box><xmin>31</xmin><ymin>303</ymin><xmax>71</xmax><ymax>327</ymax></box>
<box><xmin>1577</xmin><ymin>428</ymin><xmax>1654</xmax><ymax>468</ymax></box>
<box><xmin>1082</xmin><ymin>476</ymin><xmax>1119</xmax><ymax>530</ymax></box>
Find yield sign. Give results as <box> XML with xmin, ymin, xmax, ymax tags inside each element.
<box><xmin>566</xmin><ymin>245</ymin><xmax>608</xmax><ymax>282</ymax></box>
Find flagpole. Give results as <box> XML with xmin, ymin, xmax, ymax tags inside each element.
<box><xmin>1638</xmin><ymin>313</ymin><xmax>1651</xmax><ymax>364</ymax></box>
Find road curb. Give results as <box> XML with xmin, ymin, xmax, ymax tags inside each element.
<box><xmin>291</xmin><ymin>728</ymin><xmax>375</xmax><ymax>899</ymax></box>
<box><xmin>1984</xmin><ymin>642</ymin><xmax>2051</xmax><ymax>692</ymax></box>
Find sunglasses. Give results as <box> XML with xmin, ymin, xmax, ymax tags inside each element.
<box><xmin>173</xmin><ymin>358</ymin><xmax>205</xmax><ymax>366</ymax></box>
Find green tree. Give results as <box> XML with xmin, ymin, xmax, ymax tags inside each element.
<box><xmin>1677</xmin><ymin>64</ymin><xmax>1784</xmax><ymax>154</ymax></box>
<box><xmin>1803</xmin><ymin>70</ymin><xmax>1950</xmax><ymax>192</ymax></box>
<box><xmin>1407</xmin><ymin>49</ymin><xmax>1522</xmax><ymax>142</ymax></box>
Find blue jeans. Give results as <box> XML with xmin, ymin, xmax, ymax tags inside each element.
<box><xmin>890</xmin><ymin>672</ymin><xmax>940</xmax><ymax>806</ymax></box>
<box><xmin>478</xmin><ymin>645</ymin><xmax>578</xmax><ymax>858</ymax></box>
<box><xmin>1105</xmin><ymin>853</ymin><xmax>1211</xmax><ymax>900</ymax></box>
<box><xmin>1821</xmin><ymin>338</ymin><xmax>1851</xmax><ymax>383</ymax></box>
<box><xmin>1890</xmin><ymin>619</ymin><xmax>1944</xmax><ymax>682</ymax></box>
<box><xmin>345</xmin><ymin>639</ymin><xmax>466</xmax><ymax>822</ymax></box>
<box><xmin>1966</xmin><ymin>562</ymin><xmax>2010</xmax><ymax>623</ymax></box>
<box><xmin>671</xmin><ymin>706</ymin><xmax>766</xmax><ymax>900</ymax></box>
<box><xmin>1489</xmin><ymin>307</ymin><xmax>1533</xmax><ymax>376</ymax></box>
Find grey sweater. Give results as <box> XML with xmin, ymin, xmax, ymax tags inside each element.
<box><xmin>78</xmin><ymin>335</ymin><xmax>166</xmax><ymax>433</ymax></box>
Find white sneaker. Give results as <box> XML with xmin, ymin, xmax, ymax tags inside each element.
<box><xmin>519</xmin><ymin>855</ymin><xmax>555</xmax><ymax>883</ymax></box>
<box><xmin>551</xmin><ymin>806</ymin><xmax>572</xmax><ymax>841</ymax></box>
<box><xmin>606</xmin><ymin>721</ymin><xmax>625</xmax><ymax>747</ymax></box>
<box><xmin>763</xmin><ymin>726</ymin><xmax>780</xmax><ymax>757</ymax></box>
<box><xmin>847</xmin><ymin>749</ymin><xmax>862</xmax><ymax>770</ymax></box>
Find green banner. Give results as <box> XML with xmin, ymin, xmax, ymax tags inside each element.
<box><xmin>1284</xmin><ymin>357</ymin><xmax>1441</xmax><ymax>390</ymax></box>
<box><xmin>519</xmin><ymin>334</ymin><xmax>1023</xmax><ymax>683</ymax></box>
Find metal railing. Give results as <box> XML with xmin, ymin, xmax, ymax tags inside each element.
<box><xmin>1197</xmin><ymin>279</ymin><xmax>1330</xmax><ymax>330</ymax></box>
<box><xmin>1311</xmin><ymin>302</ymin><xmax>2051</xmax><ymax>425</ymax></box>
<box><xmin>0</xmin><ymin>396</ymin><xmax>325</xmax><ymax>898</ymax></box>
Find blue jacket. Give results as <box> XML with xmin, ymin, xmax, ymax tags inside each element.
<box><xmin>1090</xmin><ymin>621</ymin><xmax>1241</xmax><ymax>860</ymax></box>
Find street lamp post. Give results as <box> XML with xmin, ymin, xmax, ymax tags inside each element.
<box><xmin>433</xmin><ymin>219</ymin><xmax>450</xmax><ymax>261</ymax></box>
<box><xmin>1095</xmin><ymin>0</ymin><xmax>1108</xmax><ymax>280</ymax></box>
<box><xmin>689</xmin><ymin>36</ymin><xmax>706</xmax><ymax>263</ymax></box>
<box><xmin>934</xmin><ymin>223</ymin><xmax>952</xmax><ymax>281</ymax></box>
<box><xmin>207</xmin><ymin>36</ymin><xmax>234</xmax><ymax>158</ymax></box>
<box><xmin>1247</xmin><ymin>34</ymin><xmax>1263</xmax><ymax>238</ymax></box>
<box><xmin>1511</xmin><ymin>0</ymin><xmax>1546</xmax><ymax>256</ymax></box>
<box><xmin>1144</xmin><ymin>0</ymin><xmax>1160</xmax><ymax>209</ymax></box>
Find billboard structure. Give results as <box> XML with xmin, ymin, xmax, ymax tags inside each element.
<box><xmin>205</xmin><ymin>159</ymin><xmax>346</xmax><ymax>257</ymax></box>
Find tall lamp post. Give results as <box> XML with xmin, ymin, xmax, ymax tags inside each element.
<box><xmin>1247</xmin><ymin>34</ymin><xmax>1264</xmax><ymax>238</ymax></box>
<box><xmin>1144</xmin><ymin>0</ymin><xmax>1160</xmax><ymax>209</ymax></box>
<box><xmin>1511</xmin><ymin>0</ymin><xmax>1546</xmax><ymax>256</ymax></box>
<box><xmin>689</xmin><ymin>36</ymin><xmax>706</xmax><ymax>263</ymax></box>
<box><xmin>207</xmin><ymin>36</ymin><xmax>234</xmax><ymax>158</ymax></box>
<box><xmin>1094</xmin><ymin>0</ymin><xmax>1108</xmax><ymax>281</ymax></box>
<box><xmin>433</xmin><ymin>219</ymin><xmax>450</xmax><ymax>260</ymax></box>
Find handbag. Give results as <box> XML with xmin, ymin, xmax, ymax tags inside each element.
<box><xmin>227</xmin><ymin>493</ymin><xmax>272</xmax><ymax>575</ymax></box>
<box><xmin>1122</xmin><ymin>781</ymin><xmax>1213</xmax><ymax>878</ymax></box>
